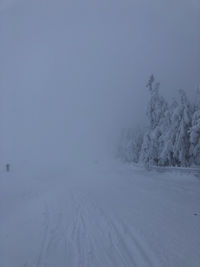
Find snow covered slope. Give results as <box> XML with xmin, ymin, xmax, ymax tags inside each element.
<box><xmin>0</xmin><ymin>163</ymin><xmax>200</xmax><ymax>267</ymax></box>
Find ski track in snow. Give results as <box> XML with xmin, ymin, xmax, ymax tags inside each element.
<box><xmin>34</xmin><ymin>190</ymin><xmax>159</xmax><ymax>267</ymax></box>
<box><xmin>0</xmin><ymin>164</ymin><xmax>200</xmax><ymax>267</ymax></box>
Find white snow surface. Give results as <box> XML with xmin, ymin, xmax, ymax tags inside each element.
<box><xmin>0</xmin><ymin>161</ymin><xmax>200</xmax><ymax>267</ymax></box>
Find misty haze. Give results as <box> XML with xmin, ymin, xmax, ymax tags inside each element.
<box><xmin>0</xmin><ymin>0</ymin><xmax>200</xmax><ymax>266</ymax></box>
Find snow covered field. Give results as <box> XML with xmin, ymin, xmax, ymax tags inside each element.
<box><xmin>0</xmin><ymin>162</ymin><xmax>200</xmax><ymax>267</ymax></box>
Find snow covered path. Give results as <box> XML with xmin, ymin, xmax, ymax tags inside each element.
<box><xmin>0</xmin><ymin>163</ymin><xmax>200</xmax><ymax>267</ymax></box>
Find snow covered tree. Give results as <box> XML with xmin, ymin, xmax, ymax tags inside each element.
<box><xmin>168</xmin><ymin>90</ymin><xmax>192</xmax><ymax>166</ymax></box>
<box><xmin>159</xmin><ymin>99</ymin><xmax>178</xmax><ymax>166</ymax></box>
<box><xmin>189</xmin><ymin>87</ymin><xmax>200</xmax><ymax>165</ymax></box>
<box><xmin>146</xmin><ymin>75</ymin><xmax>168</xmax><ymax>130</ymax></box>
<box><xmin>140</xmin><ymin>75</ymin><xmax>168</xmax><ymax>166</ymax></box>
<box><xmin>119</xmin><ymin>74</ymin><xmax>200</xmax><ymax>168</ymax></box>
<box><xmin>193</xmin><ymin>85</ymin><xmax>200</xmax><ymax>112</ymax></box>
<box><xmin>189</xmin><ymin>110</ymin><xmax>200</xmax><ymax>165</ymax></box>
<box><xmin>139</xmin><ymin>132</ymin><xmax>152</xmax><ymax>167</ymax></box>
<box><xmin>118</xmin><ymin>127</ymin><xmax>144</xmax><ymax>163</ymax></box>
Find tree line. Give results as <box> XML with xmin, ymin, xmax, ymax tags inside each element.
<box><xmin>118</xmin><ymin>75</ymin><xmax>200</xmax><ymax>167</ymax></box>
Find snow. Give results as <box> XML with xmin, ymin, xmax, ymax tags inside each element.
<box><xmin>1</xmin><ymin>162</ymin><xmax>200</xmax><ymax>267</ymax></box>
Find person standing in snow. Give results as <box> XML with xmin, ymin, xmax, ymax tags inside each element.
<box><xmin>6</xmin><ymin>163</ymin><xmax>10</xmax><ymax>172</ymax></box>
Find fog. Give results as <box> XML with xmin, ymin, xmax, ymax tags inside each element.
<box><xmin>0</xmin><ymin>0</ymin><xmax>200</xmax><ymax>167</ymax></box>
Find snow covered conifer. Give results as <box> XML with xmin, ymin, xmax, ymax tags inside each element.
<box><xmin>118</xmin><ymin>127</ymin><xmax>144</xmax><ymax>163</ymax></box>
<box><xmin>159</xmin><ymin>99</ymin><xmax>178</xmax><ymax>166</ymax></box>
<box><xmin>189</xmin><ymin>110</ymin><xmax>200</xmax><ymax>165</ymax></box>
<box><xmin>189</xmin><ymin>87</ymin><xmax>200</xmax><ymax>165</ymax></box>
<box><xmin>140</xmin><ymin>75</ymin><xmax>168</xmax><ymax>166</ymax></box>
<box><xmin>169</xmin><ymin>90</ymin><xmax>192</xmax><ymax>166</ymax></box>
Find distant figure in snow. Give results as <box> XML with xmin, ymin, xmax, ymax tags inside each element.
<box><xmin>6</xmin><ymin>163</ymin><xmax>10</xmax><ymax>172</ymax></box>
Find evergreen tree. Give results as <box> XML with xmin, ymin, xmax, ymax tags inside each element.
<box><xmin>140</xmin><ymin>75</ymin><xmax>168</xmax><ymax>166</ymax></box>
<box><xmin>189</xmin><ymin>87</ymin><xmax>200</xmax><ymax>165</ymax></box>
<box><xmin>139</xmin><ymin>132</ymin><xmax>152</xmax><ymax>167</ymax></box>
<box><xmin>118</xmin><ymin>127</ymin><xmax>144</xmax><ymax>163</ymax></box>
<box><xmin>159</xmin><ymin>99</ymin><xmax>178</xmax><ymax>166</ymax></box>
<box><xmin>119</xmin><ymin>75</ymin><xmax>199</xmax><ymax>168</ymax></box>
<box><xmin>169</xmin><ymin>90</ymin><xmax>192</xmax><ymax>166</ymax></box>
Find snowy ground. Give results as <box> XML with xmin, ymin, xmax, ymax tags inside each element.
<box><xmin>0</xmin><ymin>161</ymin><xmax>200</xmax><ymax>267</ymax></box>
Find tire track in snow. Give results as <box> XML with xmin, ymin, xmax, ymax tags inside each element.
<box><xmin>67</xmin><ymin>192</ymin><xmax>99</xmax><ymax>267</ymax></box>
<box><xmin>36</xmin><ymin>201</ymin><xmax>68</xmax><ymax>267</ymax></box>
<box><xmin>33</xmin><ymin>188</ymin><xmax>161</xmax><ymax>267</ymax></box>
<box><xmin>67</xmin><ymin>190</ymin><xmax>161</xmax><ymax>267</ymax></box>
<box><xmin>36</xmin><ymin>203</ymin><xmax>50</xmax><ymax>267</ymax></box>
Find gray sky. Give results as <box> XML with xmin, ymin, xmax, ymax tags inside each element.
<box><xmin>0</xmin><ymin>0</ymin><xmax>200</xmax><ymax>166</ymax></box>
